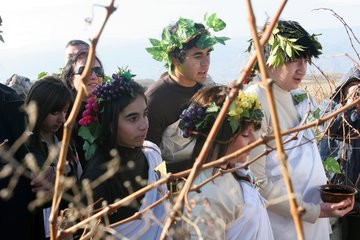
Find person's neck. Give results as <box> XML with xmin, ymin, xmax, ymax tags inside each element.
<box><xmin>41</xmin><ymin>131</ymin><xmax>55</xmax><ymax>145</ymax></box>
<box><xmin>170</xmin><ymin>70</ymin><xmax>197</xmax><ymax>87</ymax></box>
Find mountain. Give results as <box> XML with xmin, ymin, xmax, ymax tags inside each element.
<box><xmin>0</xmin><ymin>27</ymin><xmax>359</xmax><ymax>85</ymax></box>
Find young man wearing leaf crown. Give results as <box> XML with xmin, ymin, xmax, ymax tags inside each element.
<box><xmin>145</xmin><ymin>13</ymin><xmax>229</xmax><ymax>173</ymax></box>
<box><xmin>245</xmin><ymin>20</ymin><xmax>354</xmax><ymax>240</ymax></box>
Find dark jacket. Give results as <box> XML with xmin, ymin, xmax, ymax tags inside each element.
<box><xmin>319</xmin><ymin>66</ymin><xmax>360</xmax><ymax>214</ymax></box>
<box><xmin>0</xmin><ymin>83</ymin><xmax>44</xmax><ymax>239</ymax></box>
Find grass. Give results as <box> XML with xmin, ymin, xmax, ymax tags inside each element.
<box><xmin>299</xmin><ymin>72</ymin><xmax>342</xmax><ymax>104</ymax></box>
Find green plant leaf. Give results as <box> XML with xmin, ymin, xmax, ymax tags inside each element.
<box><xmin>228</xmin><ymin>117</ymin><xmax>239</xmax><ymax>133</ymax></box>
<box><xmin>149</xmin><ymin>38</ymin><xmax>161</xmax><ymax>46</ymax></box>
<box><xmin>162</xmin><ymin>27</ymin><xmax>171</xmax><ymax>42</ymax></box>
<box><xmin>206</xmin><ymin>13</ymin><xmax>217</xmax><ymax>28</ymax></box>
<box><xmin>83</xmin><ymin>141</ymin><xmax>97</xmax><ymax>161</ymax></box>
<box><xmin>206</xmin><ymin>102</ymin><xmax>220</xmax><ymax>113</ymax></box>
<box><xmin>250</xmin><ymin>109</ymin><xmax>264</xmax><ymax>121</ymax></box>
<box><xmin>214</xmin><ymin>36</ymin><xmax>230</xmax><ymax>45</ymax></box>
<box><xmin>286</xmin><ymin>44</ymin><xmax>293</xmax><ymax>58</ymax></box>
<box><xmin>37</xmin><ymin>72</ymin><xmax>47</xmax><ymax>79</ymax></box>
<box><xmin>78</xmin><ymin>124</ymin><xmax>101</xmax><ymax>144</ymax></box>
<box><xmin>293</xmin><ymin>93</ymin><xmax>307</xmax><ymax>104</ymax></box>
<box><xmin>312</xmin><ymin>108</ymin><xmax>321</xmax><ymax>119</ymax></box>
<box><xmin>323</xmin><ymin>157</ymin><xmax>342</xmax><ymax>174</ymax></box>
<box><xmin>145</xmin><ymin>46</ymin><xmax>165</xmax><ymax>61</ymax></box>
<box><xmin>196</xmin><ymin>34</ymin><xmax>217</xmax><ymax>49</ymax></box>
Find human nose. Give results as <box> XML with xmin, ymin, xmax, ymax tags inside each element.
<box><xmin>249</xmin><ymin>131</ymin><xmax>256</xmax><ymax>144</ymax></box>
<box><xmin>89</xmin><ymin>69</ymin><xmax>97</xmax><ymax>79</ymax></box>
<box><xmin>201</xmin><ymin>55</ymin><xmax>210</xmax><ymax>67</ymax></box>
<box><xmin>139</xmin><ymin>117</ymin><xmax>148</xmax><ymax>131</ymax></box>
<box><xmin>297</xmin><ymin>58</ymin><xmax>307</xmax><ymax>75</ymax></box>
<box><xmin>58</xmin><ymin>112</ymin><xmax>66</xmax><ymax>123</ymax></box>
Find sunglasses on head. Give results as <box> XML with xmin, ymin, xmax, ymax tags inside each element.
<box><xmin>74</xmin><ymin>66</ymin><xmax>104</xmax><ymax>78</ymax></box>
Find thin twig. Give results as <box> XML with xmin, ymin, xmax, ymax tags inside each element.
<box><xmin>49</xmin><ymin>1</ymin><xmax>116</xmax><ymax>239</ymax></box>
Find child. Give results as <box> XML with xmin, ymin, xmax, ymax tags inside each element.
<box><xmin>180</xmin><ymin>85</ymin><xmax>274</xmax><ymax>239</ymax></box>
<box><xmin>26</xmin><ymin>76</ymin><xmax>82</xmax><ymax>239</ymax></box>
<box><xmin>79</xmin><ymin>71</ymin><xmax>167</xmax><ymax>239</ymax></box>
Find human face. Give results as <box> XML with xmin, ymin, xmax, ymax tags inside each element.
<box><xmin>345</xmin><ymin>81</ymin><xmax>360</xmax><ymax>98</ymax></box>
<box><xmin>225</xmin><ymin>124</ymin><xmax>256</xmax><ymax>164</ymax></box>
<box><xmin>41</xmin><ymin>105</ymin><xmax>69</xmax><ymax>138</ymax></box>
<box><xmin>172</xmin><ymin>47</ymin><xmax>211</xmax><ymax>87</ymax></box>
<box><xmin>65</xmin><ymin>44</ymin><xmax>87</xmax><ymax>63</ymax></box>
<box><xmin>116</xmin><ymin>96</ymin><xmax>149</xmax><ymax>148</ymax></box>
<box><xmin>267</xmin><ymin>58</ymin><xmax>308</xmax><ymax>91</ymax></box>
<box><xmin>72</xmin><ymin>58</ymin><xmax>103</xmax><ymax>99</ymax></box>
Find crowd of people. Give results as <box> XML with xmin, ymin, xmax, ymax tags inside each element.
<box><xmin>0</xmin><ymin>13</ymin><xmax>359</xmax><ymax>240</ymax></box>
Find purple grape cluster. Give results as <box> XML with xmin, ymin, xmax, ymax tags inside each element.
<box><xmin>179</xmin><ymin>107</ymin><xmax>206</xmax><ymax>138</ymax></box>
<box><xmin>79</xmin><ymin>98</ymin><xmax>99</xmax><ymax>126</ymax></box>
<box><xmin>92</xmin><ymin>74</ymin><xmax>138</xmax><ymax>102</ymax></box>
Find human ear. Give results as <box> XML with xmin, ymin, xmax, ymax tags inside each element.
<box><xmin>171</xmin><ymin>56</ymin><xmax>180</xmax><ymax>66</ymax></box>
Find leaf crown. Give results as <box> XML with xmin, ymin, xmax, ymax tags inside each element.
<box><xmin>145</xmin><ymin>12</ymin><xmax>230</xmax><ymax>73</ymax></box>
<box><xmin>247</xmin><ymin>20</ymin><xmax>322</xmax><ymax>68</ymax></box>
<box><xmin>78</xmin><ymin>69</ymin><xmax>139</xmax><ymax>160</ymax></box>
<box><xmin>179</xmin><ymin>91</ymin><xmax>264</xmax><ymax>138</ymax></box>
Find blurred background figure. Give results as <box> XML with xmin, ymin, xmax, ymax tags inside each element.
<box><xmin>6</xmin><ymin>74</ymin><xmax>32</xmax><ymax>100</ymax></box>
<box><xmin>64</xmin><ymin>39</ymin><xmax>89</xmax><ymax>63</ymax></box>
<box><xmin>319</xmin><ymin>66</ymin><xmax>360</xmax><ymax>240</ymax></box>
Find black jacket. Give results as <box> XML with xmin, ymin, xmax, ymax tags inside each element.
<box><xmin>0</xmin><ymin>83</ymin><xmax>44</xmax><ymax>239</ymax></box>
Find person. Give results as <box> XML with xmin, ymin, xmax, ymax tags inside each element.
<box><xmin>61</xmin><ymin>50</ymin><xmax>104</xmax><ymax>102</ymax></box>
<box><xmin>5</xmin><ymin>74</ymin><xmax>32</xmax><ymax>100</ymax></box>
<box><xmin>319</xmin><ymin>66</ymin><xmax>360</xmax><ymax>239</ymax></box>
<box><xmin>61</xmin><ymin>50</ymin><xmax>104</xmax><ymax>166</ymax></box>
<box><xmin>245</xmin><ymin>20</ymin><xmax>354</xmax><ymax>239</ymax></box>
<box><xmin>25</xmin><ymin>76</ymin><xmax>82</xmax><ymax>239</ymax></box>
<box><xmin>178</xmin><ymin>85</ymin><xmax>273</xmax><ymax>239</ymax></box>
<box><xmin>0</xmin><ymin>83</ymin><xmax>43</xmax><ymax>239</ymax></box>
<box><xmin>79</xmin><ymin>71</ymin><xmax>167</xmax><ymax>239</ymax></box>
<box><xmin>64</xmin><ymin>39</ymin><xmax>89</xmax><ymax>63</ymax></box>
<box><xmin>145</xmin><ymin>13</ymin><xmax>229</xmax><ymax>173</ymax></box>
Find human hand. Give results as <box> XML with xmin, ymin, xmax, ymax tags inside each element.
<box><xmin>319</xmin><ymin>198</ymin><xmax>354</xmax><ymax>218</ymax></box>
<box><xmin>30</xmin><ymin>166</ymin><xmax>56</xmax><ymax>197</ymax></box>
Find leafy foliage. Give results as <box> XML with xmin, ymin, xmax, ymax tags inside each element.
<box><xmin>145</xmin><ymin>12</ymin><xmax>230</xmax><ymax>72</ymax></box>
<box><xmin>246</xmin><ymin>22</ymin><xmax>322</xmax><ymax>68</ymax></box>
<box><xmin>180</xmin><ymin>92</ymin><xmax>264</xmax><ymax>137</ymax></box>
<box><xmin>323</xmin><ymin>157</ymin><xmax>342</xmax><ymax>174</ymax></box>
<box><xmin>293</xmin><ymin>93</ymin><xmax>307</xmax><ymax>105</ymax></box>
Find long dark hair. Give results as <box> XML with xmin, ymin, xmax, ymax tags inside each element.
<box><xmin>25</xmin><ymin>76</ymin><xmax>73</xmax><ymax>156</ymax></box>
<box><xmin>97</xmin><ymin>84</ymin><xmax>146</xmax><ymax>154</ymax></box>
<box><xmin>190</xmin><ymin>86</ymin><xmax>261</xmax><ymax>164</ymax></box>
<box><xmin>61</xmin><ymin>50</ymin><xmax>103</xmax><ymax>93</ymax></box>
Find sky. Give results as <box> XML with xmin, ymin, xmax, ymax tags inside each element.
<box><xmin>0</xmin><ymin>0</ymin><xmax>359</xmax><ymax>84</ymax></box>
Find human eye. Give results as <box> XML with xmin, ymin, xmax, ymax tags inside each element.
<box><xmin>241</xmin><ymin>130</ymin><xmax>251</xmax><ymax>138</ymax></box>
<box><xmin>51</xmin><ymin>111</ymin><xmax>60</xmax><ymax>115</ymax></box>
<box><xmin>129</xmin><ymin>116</ymin><xmax>137</xmax><ymax>122</ymax></box>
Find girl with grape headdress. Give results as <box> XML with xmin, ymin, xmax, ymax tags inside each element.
<box><xmin>79</xmin><ymin>71</ymin><xmax>167</xmax><ymax>239</ymax></box>
<box><xmin>179</xmin><ymin>85</ymin><xmax>274</xmax><ymax>239</ymax></box>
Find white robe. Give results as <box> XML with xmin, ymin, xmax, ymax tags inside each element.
<box><xmin>183</xmin><ymin>168</ymin><xmax>274</xmax><ymax>240</ymax></box>
<box><xmin>114</xmin><ymin>141</ymin><xmax>168</xmax><ymax>240</ymax></box>
<box><xmin>246</xmin><ymin>84</ymin><xmax>330</xmax><ymax>239</ymax></box>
